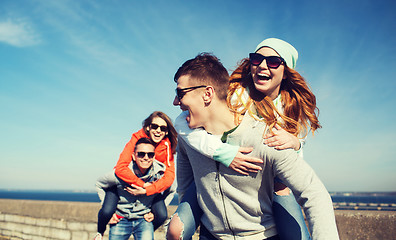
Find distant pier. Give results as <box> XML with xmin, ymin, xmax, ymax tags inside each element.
<box><xmin>333</xmin><ymin>202</ymin><xmax>396</xmax><ymax>211</ymax></box>
<box><xmin>331</xmin><ymin>192</ymin><xmax>396</xmax><ymax>211</ymax></box>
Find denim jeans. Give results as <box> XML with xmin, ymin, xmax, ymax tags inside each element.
<box><xmin>109</xmin><ymin>217</ymin><xmax>154</xmax><ymax>240</ymax></box>
<box><xmin>173</xmin><ymin>182</ymin><xmax>202</xmax><ymax>240</ymax></box>
<box><xmin>272</xmin><ymin>183</ymin><xmax>311</xmax><ymax>240</ymax></box>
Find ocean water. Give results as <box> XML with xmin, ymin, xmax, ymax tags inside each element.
<box><xmin>0</xmin><ymin>190</ymin><xmax>395</xmax><ymax>210</ymax></box>
<box><xmin>0</xmin><ymin>190</ymin><xmax>179</xmax><ymax>205</ymax></box>
<box><xmin>331</xmin><ymin>194</ymin><xmax>396</xmax><ymax>204</ymax></box>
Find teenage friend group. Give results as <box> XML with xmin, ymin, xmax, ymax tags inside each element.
<box><xmin>93</xmin><ymin>38</ymin><xmax>340</xmax><ymax>240</ymax></box>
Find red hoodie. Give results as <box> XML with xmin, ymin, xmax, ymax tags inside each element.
<box><xmin>114</xmin><ymin>128</ymin><xmax>175</xmax><ymax>196</ymax></box>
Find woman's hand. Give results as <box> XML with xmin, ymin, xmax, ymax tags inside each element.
<box><xmin>108</xmin><ymin>213</ymin><xmax>120</xmax><ymax>224</ymax></box>
<box><xmin>264</xmin><ymin>124</ymin><xmax>301</xmax><ymax>150</ymax></box>
<box><xmin>144</xmin><ymin>212</ymin><xmax>154</xmax><ymax>222</ymax></box>
<box><xmin>125</xmin><ymin>184</ymin><xmax>147</xmax><ymax>196</ymax></box>
<box><xmin>229</xmin><ymin>147</ymin><xmax>263</xmax><ymax>175</ymax></box>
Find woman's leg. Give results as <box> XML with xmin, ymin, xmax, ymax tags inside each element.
<box><xmin>97</xmin><ymin>186</ymin><xmax>119</xmax><ymax>235</ymax></box>
<box><xmin>151</xmin><ymin>192</ymin><xmax>168</xmax><ymax>230</ymax></box>
<box><xmin>272</xmin><ymin>180</ymin><xmax>311</xmax><ymax>240</ymax></box>
<box><xmin>167</xmin><ymin>182</ymin><xmax>203</xmax><ymax>240</ymax></box>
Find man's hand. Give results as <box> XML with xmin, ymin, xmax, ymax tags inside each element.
<box><xmin>125</xmin><ymin>184</ymin><xmax>147</xmax><ymax>196</ymax></box>
<box><xmin>229</xmin><ymin>147</ymin><xmax>263</xmax><ymax>175</ymax></box>
<box><xmin>144</xmin><ymin>212</ymin><xmax>154</xmax><ymax>222</ymax></box>
<box><xmin>263</xmin><ymin>124</ymin><xmax>301</xmax><ymax>151</ymax></box>
<box><xmin>108</xmin><ymin>213</ymin><xmax>120</xmax><ymax>224</ymax></box>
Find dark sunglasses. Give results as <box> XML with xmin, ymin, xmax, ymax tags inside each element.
<box><xmin>175</xmin><ymin>85</ymin><xmax>207</xmax><ymax>101</ymax></box>
<box><xmin>249</xmin><ymin>53</ymin><xmax>285</xmax><ymax>69</ymax></box>
<box><xmin>150</xmin><ymin>123</ymin><xmax>167</xmax><ymax>132</ymax></box>
<box><xmin>136</xmin><ymin>151</ymin><xmax>155</xmax><ymax>159</ymax></box>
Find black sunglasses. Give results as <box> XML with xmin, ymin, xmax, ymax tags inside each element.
<box><xmin>136</xmin><ymin>151</ymin><xmax>155</xmax><ymax>159</ymax></box>
<box><xmin>150</xmin><ymin>123</ymin><xmax>167</xmax><ymax>132</ymax></box>
<box><xmin>249</xmin><ymin>53</ymin><xmax>285</xmax><ymax>69</ymax></box>
<box><xmin>175</xmin><ymin>85</ymin><xmax>207</xmax><ymax>101</ymax></box>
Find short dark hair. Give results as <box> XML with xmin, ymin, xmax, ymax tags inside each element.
<box><xmin>174</xmin><ymin>52</ymin><xmax>229</xmax><ymax>100</ymax></box>
<box><xmin>134</xmin><ymin>137</ymin><xmax>155</xmax><ymax>151</ymax></box>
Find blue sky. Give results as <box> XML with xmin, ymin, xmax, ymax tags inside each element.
<box><xmin>0</xmin><ymin>0</ymin><xmax>395</xmax><ymax>192</ymax></box>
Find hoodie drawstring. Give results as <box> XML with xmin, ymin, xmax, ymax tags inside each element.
<box><xmin>164</xmin><ymin>141</ymin><xmax>170</xmax><ymax>167</ymax></box>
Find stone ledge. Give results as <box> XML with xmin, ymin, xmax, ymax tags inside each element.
<box><xmin>1</xmin><ymin>199</ymin><xmax>396</xmax><ymax>239</ymax></box>
<box><xmin>0</xmin><ymin>199</ymin><xmax>100</xmax><ymax>222</ymax></box>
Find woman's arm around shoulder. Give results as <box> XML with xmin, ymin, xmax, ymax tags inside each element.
<box><xmin>176</xmin><ymin>111</ymin><xmax>262</xmax><ymax>175</ymax></box>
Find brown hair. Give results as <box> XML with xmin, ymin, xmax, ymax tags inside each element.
<box><xmin>227</xmin><ymin>58</ymin><xmax>321</xmax><ymax>137</ymax></box>
<box><xmin>142</xmin><ymin>111</ymin><xmax>178</xmax><ymax>154</ymax></box>
<box><xmin>174</xmin><ymin>53</ymin><xmax>229</xmax><ymax>100</ymax></box>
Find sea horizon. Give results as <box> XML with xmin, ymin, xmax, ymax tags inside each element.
<box><xmin>1</xmin><ymin>189</ymin><xmax>396</xmax><ymax>211</ymax></box>
<box><xmin>1</xmin><ymin>188</ymin><xmax>395</xmax><ymax>194</ymax></box>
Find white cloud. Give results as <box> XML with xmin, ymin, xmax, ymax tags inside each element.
<box><xmin>0</xmin><ymin>19</ymin><xmax>41</xmax><ymax>47</ymax></box>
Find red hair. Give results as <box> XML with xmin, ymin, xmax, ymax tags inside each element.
<box><xmin>227</xmin><ymin>58</ymin><xmax>321</xmax><ymax>137</ymax></box>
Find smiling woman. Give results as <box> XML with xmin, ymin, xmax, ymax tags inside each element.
<box><xmin>147</xmin><ymin>118</ymin><xmax>168</xmax><ymax>144</ymax></box>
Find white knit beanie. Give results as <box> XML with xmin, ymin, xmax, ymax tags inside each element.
<box><xmin>254</xmin><ymin>38</ymin><xmax>298</xmax><ymax>69</ymax></box>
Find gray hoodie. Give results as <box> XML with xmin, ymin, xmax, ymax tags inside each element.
<box><xmin>96</xmin><ymin>160</ymin><xmax>165</xmax><ymax>219</ymax></box>
<box><xmin>176</xmin><ymin>112</ymin><xmax>339</xmax><ymax>240</ymax></box>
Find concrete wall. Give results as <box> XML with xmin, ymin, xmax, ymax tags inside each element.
<box><xmin>0</xmin><ymin>199</ymin><xmax>177</xmax><ymax>240</ymax></box>
<box><xmin>0</xmin><ymin>199</ymin><xmax>395</xmax><ymax>240</ymax></box>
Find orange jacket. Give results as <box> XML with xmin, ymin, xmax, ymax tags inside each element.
<box><xmin>114</xmin><ymin>128</ymin><xmax>175</xmax><ymax>196</ymax></box>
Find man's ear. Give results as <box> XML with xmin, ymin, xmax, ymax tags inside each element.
<box><xmin>203</xmin><ymin>86</ymin><xmax>215</xmax><ymax>104</ymax></box>
<box><xmin>132</xmin><ymin>152</ymin><xmax>136</xmax><ymax>161</ymax></box>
